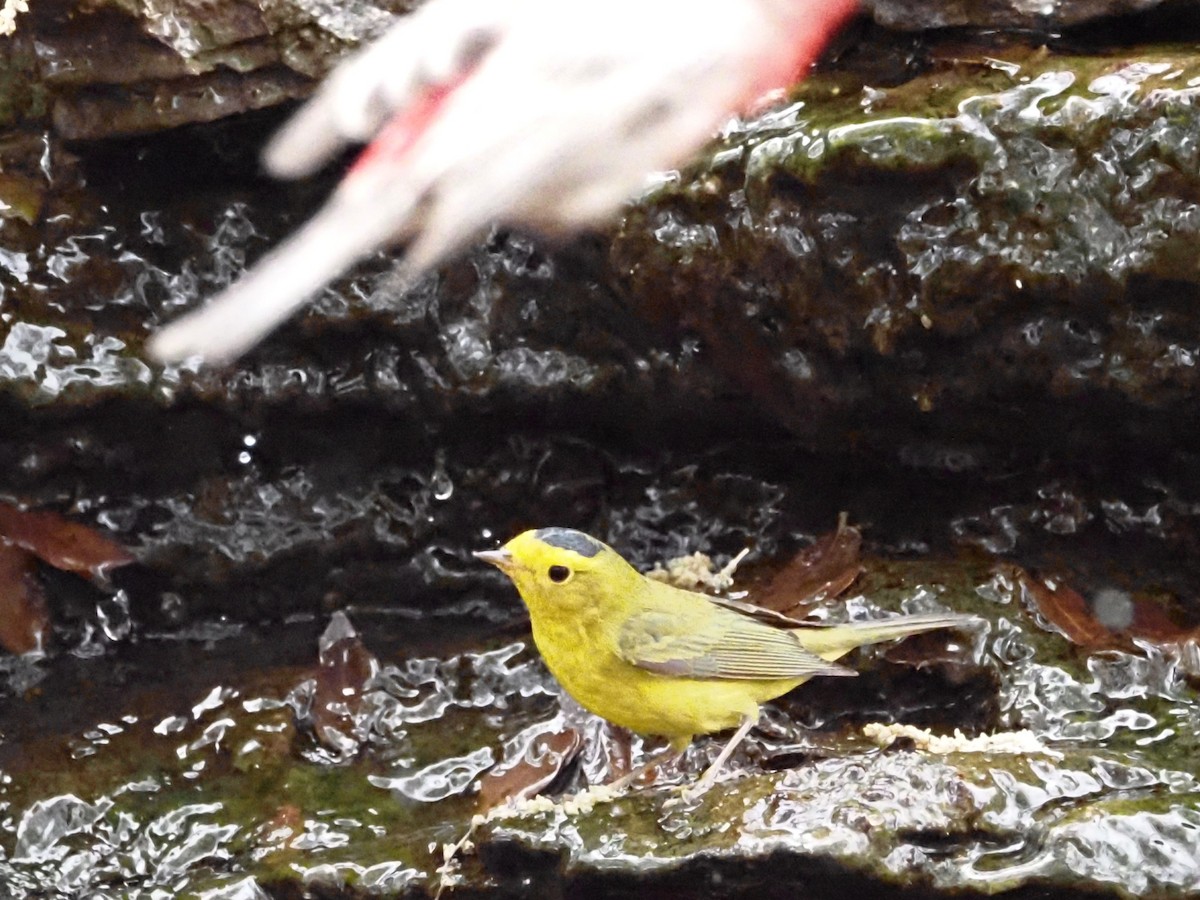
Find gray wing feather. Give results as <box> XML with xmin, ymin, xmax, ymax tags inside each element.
<box><xmin>617</xmin><ymin>609</ymin><xmax>854</xmax><ymax>681</ymax></box>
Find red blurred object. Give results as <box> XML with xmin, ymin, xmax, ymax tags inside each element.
<box><xmin>148</xmin><ymin>0</ymin><xmax>860</xmax><ymax>364</ymax></box>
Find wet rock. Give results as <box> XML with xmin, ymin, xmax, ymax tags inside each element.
<box><xmin>4</xmin><ymin>0</ymin><xmax>1198</xmax><ymax>145</ymax></box>
<box><xmin>0</xmin><ymin>543</ymin><xmax>49</xmax><ymax>655</ymax></box>
<box><xmin>8</xmin><ymin>63</ymin><xmax>1200</xmax><ymax>665</ymax></box>
<box><xmin>614</xmin><ymin>38</ymin><xmax>1200</xmax><ymax>463</ymax></box>
<box><xmin>4</xmin><ymin>18</ymin><xmax>1200</xmax><ymax>897</ymax></box>
<box><xmin>861</xmin><ymin>0</ymin><xmax>1196</xmax><ymax>30</ymax></box>
<box><xmin>11</xmin><ymin>30</ymin><xmax>1200</xmax><ymax>465</ymax></box>
<box><xmin>0</xmin><ymin>0</ymin><xmax>415</xmax><ymax>138</ymax></box>
<box><xmin>3</xmin><ymin>555</ymin><xmax>1199</xmax><ymax>898</ymax></box>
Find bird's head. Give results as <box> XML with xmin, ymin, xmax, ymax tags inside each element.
<box><xmin>475</xmin><ymin>527</ymin><xmax>638</xmax><ymax>616</ymax></box>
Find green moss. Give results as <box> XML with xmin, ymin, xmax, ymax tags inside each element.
<box><xmin>4</xmin><ymin>549</ymin><xmax>1200</xmax><ymax>897</ymax></box>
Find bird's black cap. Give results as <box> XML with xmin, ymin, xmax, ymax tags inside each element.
<box><xmin>534</xmin><ymin>528</ymin><xmax>603</xmax><ymax>558</ymax></box>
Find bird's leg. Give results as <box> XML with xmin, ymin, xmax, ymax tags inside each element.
<box><xmin>606</xmin><ymin>744</ymin><xmax>683</xmax><ymax>793</ymax></box>
<box><xmin>683</xmin><ymin>713</ymin><xmax>757</xmax><ymax>800</ymax></box>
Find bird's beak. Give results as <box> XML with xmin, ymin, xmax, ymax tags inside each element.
<box><xmin>474</xmin><ymin>548</ymin><xmax>514</xmax><ymax>572</ymax></box>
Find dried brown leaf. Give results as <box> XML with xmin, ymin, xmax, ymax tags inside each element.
<box><xmin>309</xmin><ymin>612</ymin><xmax>379</xmax><ymax>754</ymax></box>
<box><xmin>1126</xmin><ymin>597</ymin><xmax>1195</xmax><ymax>643</ymax></box>
<box><xmin>594</xmin><ymin>721</ymin><xmax>633</xmax><ymax>783</ymax></box>
<box><xmin>881</xmin><ymin>628</ymin><xmax>977</xmax><ymax>671</ymax></box>
<box><xmin>0</xmin><ymin>501</ymin><xmax>135</xmax><ymax>580</ymax></box>
<box><xmin>1020</xmin><ymin>569</ymin><xmax>1200</xmax><ymax>650</ymax></box>
<box><xmin>266</xmin><ymin>804</ymin><xmax>303</xmax><ymax>834</ymax></box>
<box><xmin>0</xmin><ymin>172</ymin><xmax>46</xmax><ymax>225</ymax></box>
<box><xmin>478</xmin><ymin>723</ymin><xmax>583</xmax><ymax>811</ymax></box>
<box><xmin>0</xmin><ymin>543</ymin><xmax>50</xmax><ymax>655</ymax></box>
<box><xmin>1021</xmin><ymin>574</ymin><xmax>1116</xmax><ymax>649</ymax></box>
<box><xmin>1091</xmin><ymin>585</ymin><xmax>1200</xmax><ymax>645</ymax></box>
<box><xmin>753</xmin><ymin>514</ymin><xmax>862</xmax><ymax>616</ymax></box>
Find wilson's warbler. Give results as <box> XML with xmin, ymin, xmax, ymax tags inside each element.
<box><xmin>476</xmin><ymin>527</ymin><xmax>973</xmax><ymax>795</ymax></box>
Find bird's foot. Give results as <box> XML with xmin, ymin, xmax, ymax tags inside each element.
<box><xmin>660</xmin><ymin>779</ymin><xmax>711</xmax><ymax>811</ymax></box>
<box><xmin>606</xmin><ymin>746</ymin><xmax>683</xmax><ymax>795</ymax></box>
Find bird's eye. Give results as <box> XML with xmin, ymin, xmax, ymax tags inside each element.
<box><xmin>548</xmin><ymin>565</ymin><xmax>571</xmax><ymax>583</ymax></box>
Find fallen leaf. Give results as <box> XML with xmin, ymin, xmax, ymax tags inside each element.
<box><xmin>307</xmin><ymin>612</ymin><xmax>379</xmax><ymax>757</ymax></box>
<box><xmin>478</xmin><ymin>721</ymin><xmax>583</xmax><ymax>811</ymax></box>
<box><xmin>1127</xmin><ymin>595</ymin><xmax>1197</xmax><ymax>643</ymax></box>
<box><xmin>881</xmin><ymin>627</ymin><xmax>979</xmax><ymax>672</ymax></box>
<box><xmin>1020</xmin><ymin>568</ymin><xmax>1200</xmax><ymax>651</ymax></box>
<box><xmin>1021</xmin><ymin>574</ymin><xmax>1115</xmax><ymax>648</ymax></box>
<box><xmin>592</xmin><ymin>721</ymin><xmax>633</xmax><ymax>784</ymax></box>
<box><xmin>752</xmin><ymin>514</ymin><xmax>862</xmax><ymax>616</ymax></box>
<box><xmin>0</xmin><ymin>543</ymin><xmax>50</xmax><ymax>655</ymax></box>
<box><xmin>0</xmin><ymin>172</ymin><xmax>46</xmax><ymax>225</ymax></box>
<box><xmin>0</xmin><ymin>501</ymin><xmax>135</xmax><ymax>580</ymax></box>
<box><xmin>266</xmin><ymin>804</ymin><xmax>303</xmax><ymax>835</ymax></box>
<box><xmin>1090</xmin><ymin>584</ymin><xmax>1200</xmax><ymax>645</ymax></box>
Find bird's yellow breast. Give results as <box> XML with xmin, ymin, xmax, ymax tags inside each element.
<box><xmin>529</xmin><ymin>607</ymin><xmax>803</xmax><ymax>743</ymax></box>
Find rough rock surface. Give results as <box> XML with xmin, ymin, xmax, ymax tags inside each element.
<box><xmin>5</xmin><ymin>0</ymin><xmax>1200</xmax><ymax>140</ymax></box>
<box><xmin>4</xmin><ymin>558</ymin><xmax>1200</xmax><ymax>898</ymax></box>
<box><xmin>614</xmin><ymin>39</ymin><xmax>1200</xmax><ymax>461</ymax></box>
<box><xmin>4</xmin><ymin>8</ymin><xmax>1200</xmax><ymax>899</ymax></box>
<box><xmin>3</xmin><ymin>22</ymin><xmax>1200</xmax><ymax>617</ymax></box>
<box><xmin>0</xmin><ymin>0</ymin><xmax>413</xmax><ymax>138</ymax></box>
<box><xmin>861</xmin><ymin>0</ymin><xmax>1197</xmax><ymax>30</ymax></box>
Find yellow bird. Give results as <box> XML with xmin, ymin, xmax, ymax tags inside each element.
<box><xmin>476</xmin><ymin>527</ymin><xmax>974</xmax><ymax>796</ymax></box>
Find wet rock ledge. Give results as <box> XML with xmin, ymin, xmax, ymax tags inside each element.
<box><xmin>5</xmin><ymin>556</ymin><xmax>1200</xmax><ymax>900</ymax></box>
<box><xmin>3</xmin><ymin>6</ymin><xmax>1200</xmax><ymax>460</ymax></box>
<box><xmin>4</xmin><ymin>1</ymin><xmax>1200</xmax><ymax>899</ymax></box>
<box><xmin>2</xmin><ymin>7</ymin><xmax>1200</xmax><ymax>612</ymax></box>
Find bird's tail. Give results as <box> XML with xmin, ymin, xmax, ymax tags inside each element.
<box><xmin>793</xmin><ymin>613</ymin><xmax>975</xmax><ymax>663</ymax></box>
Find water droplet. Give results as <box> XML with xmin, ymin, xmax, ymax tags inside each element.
<box><xmin>431</xmin><ymin>452</ymin><xmax>453</xmax><ymax>501</ymax></box>
<box><xmin>96</xmin><ymin>591</ymin><xmax>132</xmax><ymax>642</ymax></box>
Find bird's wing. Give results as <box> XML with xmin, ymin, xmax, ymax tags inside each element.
<box><xmin>144</xmin><ymin>186</ymin><xmax>414</xmax><ymax>364</ymax></box>
<box><xmin>707</xmin><ymin>594</ymin><xmax>812</xmax><ymax>627</ymax></box>
<box><xmin>616</xmin><ymin>607</ymin><xmax>854</xmax><ymax>681</ymax></box>
<box><xmin>148</xmin><ymin>0</ymin><xmax>859</xmax><ymax>364</ymax></box>
<box><xmin>147</xmin><ymin>0</ymin><xmax>770</xmax><ymax>364</ymax></box>
<box><xmin>263</xmin><ymin>0</ymin><xmax>521</xmax><ymax>180</ymax></box>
